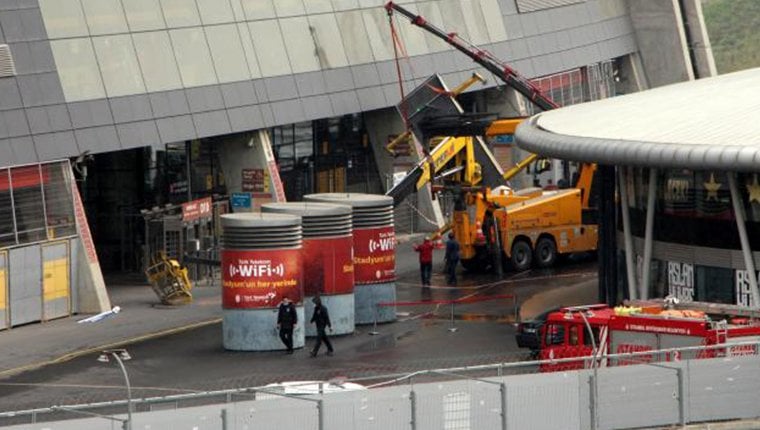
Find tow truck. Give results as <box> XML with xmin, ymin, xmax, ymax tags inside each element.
<box><xmin>533</xmin><ymin>300</ymin><xmax>760</xmax><ymax>372</ymax></box>
<box><xmin>384</xmin><ymin>2</ymin><xmax>599</xmax><ymax>271</ymax></box>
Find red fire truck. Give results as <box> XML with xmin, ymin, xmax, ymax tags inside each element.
<box><xmin>535</xmin><ymin>300</ymin><xmax>760</xmax><ymax>372</ymax></box>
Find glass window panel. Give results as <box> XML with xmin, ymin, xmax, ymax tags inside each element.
<box><xmin>205</xmin><ymin>25</ymin><xmax>250</xmax><ymax>83</ymax></box>
<box><xmin>0</xmin><ymin>169</ymin><xmax>15</xmax><ymax>247</ymax></box>
<box><xmin>392</xmin><ymin>3</ymin><xmax>429</xmax><ymax>56</ymax></box>
<box><xmin>240</xmin><ymin>0</ymin><xmax>275</xmax><ymax>20</ymax></box>
<box><xmin>279</xmin><ymin>17</ymin><xmax>319</xmax><ymax>73</ymax></box>
<box><xmin>50</xmin><ymin>39</ymin><xmax>105</xmax><ymax>101</ymax></box>
<box><xmin>39</xmin><ymin>0</ymin><xmax>89</xmax><ymax>39</ymax></box>
<box><xmin>336</xmin><ymin>11</ymin><xmax>374</xmax><ymax>64</ymax></box>
<box><xmin>479</xmin><ymin>0</ymin><xmax>507</xmax><ymax>42</ymax></box>
<box><xmin>305</xmin><ymin>0</ymin><xmax>332</xmax><ymax>14</ymax></box>
<box><xmin>93</xmin><ymin>35</ymin><xmax>146</xmax><ymax>97</ymax></box>
<box><xmin>170</xmin><ymin>28</ymin><xmax>218</xmax><ymax>87</ymax></box>
<box><xmin>122</xmin><ymin>0</ymin><xmax>165</xmax><ymax>31</ymax></box>
<box><xmin>248</xmin><ymin>20</ymin><xmax>291</xmax><ymax>77</ymax></box>
<box><xmin>237</xmin><ymin>23</ymin><xmax>262</xmax><ymax>78</ymax></box>
<box><xmin>417</xmin><ymin>2</ymin><xmax>449</xmax><ymax>52</ymax></box>
<box><xmin>42</xmin><ymin>163</ymin><xmax>76</xmax><ymax>239</ymax></box>
<box><xmin>331</xmin><ymin>0</ymin><xmax>358</xmax><ymax>10</ymax></box>
<box><xmin>81</xmin><ymin>0</ymin><xmax>128</xmax><ymax>35</ymax></box>
<box><xmin>459</xmin><ymin>0</ymin><xmax>488</xmax><ymax>45</ymax></box>
<box><xmin>274</xmin><ymin>0</ymin><xmax>305</xmax><ymax>17</ymax></box>
<box><xmin>308</xmin><ymin>14</ymin><xmax>349</xmax><ymax>69</ymax></box>
<box><xmin>132</xmin><ymin>31</ymin><xmax>183</xmax><ymax>92</ymax></box>
<box><xmin>11</xmin><ymin>166</ymin><xmax>47</xmax><ymax>244</ymax></box>
<box><xmin>196</xmin><ymin>0</ymin><xmax>234</xmax><ymax>24</ymax></box>
<box><xmin>362</xmin><ymin>9</ymin><xmax>394</xmax><ymax>61</ymax></box>
<box><xmin>438</xmin><ymin>0</ymin><xmax>470</xmax><ymax>42</ymax></box>
<box><xmin>160</xmin><ymin>0</ymin><xmax>201</xmax><ymax>28</ymax></box>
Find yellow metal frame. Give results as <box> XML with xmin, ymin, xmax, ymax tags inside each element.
<box><xmin>0</xmin><ymin>250</ymin><xmax>7</xmax><ymax>329</ymax></box>
<box><xmin>41</xmin><ymin>240</ymin><xmax>72</xmax><ymax>321</ymax></box>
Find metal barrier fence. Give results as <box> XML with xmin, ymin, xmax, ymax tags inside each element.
<box><xmin>3</xmin><ymin>341</ymin><xmax>760</xmax><ymax>429</ymax></box>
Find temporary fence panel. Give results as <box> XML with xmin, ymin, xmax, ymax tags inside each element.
<box><xmin>415</xmin><ymin>379</ymin><xmax>503</xmax><ymax>430</ymax></box>
<box><xmin>230</xmin><ymin>396</ymin><xmax>319</xmax><ymax>430</ymax></box>
<box><xmin>68</xmin><ymin>238</ymin><xmax>79</xmax><ymax>314</ymax></box>
<box><xmin>687</xmin><ymin>354</ymin><xmax>760</xmax><ymax>423</ymax></box>
<box><xmin>9</xmin><ymin>244</ymin><xmax>42</xmax><ymax>326</ymax></box>
<box><xmin>41</xmin><ymin>241</ymin><xmax>70</xmax><ymax>321</ymax></box>
<box><xmin>504</xmin><ymin>372</ymin><xmax>581</xmax><ymax>430</ymax></box>
<box><xmin>594</xmin><ymin>364</ymin><xmax>682</xmax><ymax>430</ymax></box>
<box><xmin>0</xmin><ymin>250</ymin><xmax>7</xmax><ymax>329</ymax></box>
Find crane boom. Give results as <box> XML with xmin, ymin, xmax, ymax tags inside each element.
<box><xmin>385</xmin><ymin>1</ymin><xmax>559</xmax><ymax>111</ymax></box>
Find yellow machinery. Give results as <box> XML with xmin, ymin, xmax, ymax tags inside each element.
<box><xmin>145</xmin><ymin>252</ymin><xmax>193</xmax><ymax>305</ymax></box>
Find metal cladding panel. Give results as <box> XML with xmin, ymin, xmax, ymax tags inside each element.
<box><xmin>9</xmin><ymin>245</ymin><xmax>41</xmax><ymax>326</ymax></box>
<box><xmin>41</xmin><ymin>241</ymin><xmax>70</xmax><ymax>321</ymax></box>
<box><xmin>0</xmin><ymin>251</ymin><xmax>7</xmax><ymax>329</ymax></box>
<box><xmin>516</xmin><ymin>68</ymin><xmax>760</xmax><ymax>171</ymax></box>
<box><xmin>595</xmin><ymin>364</ymin><xmax>681</xmax><ymax>429</ymax></box>
<box><xmin>688</xmin><ymin>355</ymin><xmax>760</xmax><ymax>422</ymax></box>
<box><xmin>516</xmin><ymin>0</ymin><xmax>584</xmax><ymax>14</ymax></box>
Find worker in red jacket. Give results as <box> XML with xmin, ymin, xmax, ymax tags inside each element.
<box><xmin>413</xmin><ymin>237</ymin><xmax>435</xmax><ymax>286</ymax></box>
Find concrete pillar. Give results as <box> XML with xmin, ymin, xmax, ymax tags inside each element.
<box><xmin>628</xmin><ymin>0</ymin><xmax>694</xmax><ymax>87</ymax></box>
<box><xmin>680</xmin><ymin>0</ymin><xmax>717</xmax><ymax>78</ymax></box>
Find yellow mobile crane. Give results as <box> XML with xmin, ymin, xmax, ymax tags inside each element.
<box><xmin>385</xmin><ymin>2</ymin><xmax>599</xmax><ymax>271</ymax></box>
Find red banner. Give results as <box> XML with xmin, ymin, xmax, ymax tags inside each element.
<box><xmin>182</xmin><ymin>197</ymin><xmax>212</xmax><ymax>222</ymax></box>
<box><xmin>353</xmin><ymin>226</ymin><xmax>395</xmax><ymax>284</ymax></box>
<box><xmin>222</xmin><ymin>249</ymin><xmax>302</xmax><ymax>309</ymax></box>
<box><xmin>302</xmin><ymin>236</ymin><xmax>354</xmax><ymax>296</ymax></box>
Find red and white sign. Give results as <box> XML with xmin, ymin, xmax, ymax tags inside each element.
<box><xmin>222</xmin><ymin>249</ymin><xmax>302</xmax><ymax>309</ymax></box>
<box><xmin>353</xmin><ymin>226</ymin><xmax>395</xmax><ymax>285</ymax></box>
<box><xmin>302</xmin><ymin>236</ymin><xmax>354</xmax><ymax>296</ymax></box>
<box><xmin>182</xmin><ymin>197</ymin><xmax>212</xmax><ymax>222</ymax></box>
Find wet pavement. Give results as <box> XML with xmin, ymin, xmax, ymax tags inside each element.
<box><xmin>0</xmin><ymin>234</ymin><xmax>598</xmax><ymax>416</ymax></box>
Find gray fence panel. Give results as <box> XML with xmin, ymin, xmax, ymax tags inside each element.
<box><xmin>504</xmin><ymin>372</ymin><xmax>581</xmax><ymax>430</ymax></box>
<box><xmin>415</xmin><ymin>379</ymin><xmax>502</xmax><ymax>430</ymax></box>
<box><xmin>9</xmin><ymin>245</ymin><xmax>41</xmax><ymax>326</ymax></box>
<box><xmin>688</xmin><ymin>355</ymin><xmax>760</xmax><ymax>423</ymax></box>
<box><xmin>231</xmin><ymin>396</ymin><xmax>318</xmax><ymax>429</ymax></box>
<box><xmin>596</xmin><ymin>364</ymin><xmax>681</xmax><ymax>430</ymax></box>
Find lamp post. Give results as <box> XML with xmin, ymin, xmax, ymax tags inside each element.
<box><xmin>98</xmin><ymin>348</ymin><xmax>133</xmax><ymax>430</ymax></box>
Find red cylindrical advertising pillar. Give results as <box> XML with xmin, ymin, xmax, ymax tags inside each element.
<box><xmin>304</xmin><ymin>193</ymin><xmax>396</xmax><ymax>324</ymax></box>
<box><xmin>262</xmin><ymin>202</ymin><xmax>354</xmax><ymax>336</ymax></box>
<box><xmin>221</xmin><ymin>213</ymin><xmax>304</xmax><ymax>351</ymax></box>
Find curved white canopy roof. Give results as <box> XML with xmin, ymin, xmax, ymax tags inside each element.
<box><xmin>515</xmin><ymin>67</ymin><xmax>760</xmax><ymax>171</ymax></box>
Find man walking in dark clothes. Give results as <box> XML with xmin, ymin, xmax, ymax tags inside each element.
<box><xmin>413</xmin><ymin>237</ymin><xmax>434</xmax><ymax>286</ymax></box>
<box><xmin>444</xmin><ymin>232</ymin><xmax>460</xmax><ymax>286</ymax></box>
<box><xmin>277</xmin><ymin>296</ymin><xmax>297</xmax><ymax>354</ymax></box>
<box><xmin>309</xmin><ymin>296</ymin><xmax>333</xmax><ymax>357</ymax></box>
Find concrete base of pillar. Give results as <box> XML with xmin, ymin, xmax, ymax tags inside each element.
<box><xmin>223</xmin><ymin>307</ymin><xmax>305</xmax><ymax>351</ymax></box>
<box><xmin>304</xmin><ymin>293</ymin><xmax>355</xmax><ymax>337</ymax></box>
<box><xmin>355</xmin><ymin>283</ymin><xmax>396</xmax><ymax>325</ymax></box>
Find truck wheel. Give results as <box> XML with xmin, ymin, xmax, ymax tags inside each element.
<box><xmin>534</xmin><ymin>237</ymin><xmax>557</xmax><ymax>268</ymax></box>
<box><xmin>511</xmin><ymin>240</ymin><xmax>532</xmax><ymax>271</ymax></box>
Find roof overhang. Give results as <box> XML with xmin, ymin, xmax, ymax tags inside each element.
<box><xmin>515</xmin><ymin>67</ymin><xmax>760</xmax><ymax>172</ymax></box>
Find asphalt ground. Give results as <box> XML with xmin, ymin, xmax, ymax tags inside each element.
<box><xmin>0</xmin><ymin>235</ymin><xmax>598</xmax><ymax>417</ymax></box>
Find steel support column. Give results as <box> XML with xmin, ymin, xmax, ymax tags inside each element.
<box><xmin>641</xmin><ymin>168</ymin><xmax>657</xmax><ymax>300</ymax></box>
<box><xmin>618</xmin><ymin>167</ymin><xmax>637</xmax><ymax>300</ymax></box>
<box><xmin>597</xmin><ymin>165</ymin><xmax>618</xmax><ymax>305</ymax></box>
<box><xmin>728</xmin><ymin>173</ymin><xmax>760</xmax><ymax>307</ymax></box>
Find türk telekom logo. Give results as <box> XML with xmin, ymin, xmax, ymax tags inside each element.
<box><xmin>229</xmin><ymin>261</ymin><xmax>285</xmax><ymax>278</ymax></box>
<box><xmin>368</xmin><ymin>237</ymin><xmax>395</xmax><ymax>253</ymax></box>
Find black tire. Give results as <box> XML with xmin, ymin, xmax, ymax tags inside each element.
<box><xmin>461</xmin><ymin>246</ymin><xmax>491</xmax><ymax>272</ymax></box>
<box><xmin>534</xmin><ymin>237</ymin><xmax>557</xmax><ymax>268</ymax></box>
<box><xmin>510</xmin><ymin>240</ymin><xmax>532</xmax><ymax>271</ymax></box>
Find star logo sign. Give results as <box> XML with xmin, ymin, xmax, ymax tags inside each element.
<box><xmin>746</xmin><ymin>174</ymin><xmax>760</xmax><ymax>204</ymax></box>
<box><xmin>703</xmin><ymin>173</ymin><xmax>721</xmax><ymax>202</ymax></box>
